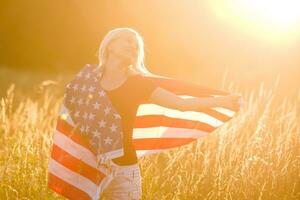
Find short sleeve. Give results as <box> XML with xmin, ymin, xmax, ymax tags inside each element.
<box><xmin>137</xmin><ymin>75</ymin><xmax>157</xmax><ymax>104</ymax></box>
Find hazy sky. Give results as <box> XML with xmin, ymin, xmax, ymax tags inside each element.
<box><xmin>1</xmin><ymin>0</ymin><xmax>299</xmax><ymax>95</ymax></box>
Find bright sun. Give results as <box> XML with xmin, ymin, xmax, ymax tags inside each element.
<box><xmin>209</xmin><ymin>0</ymin><xmax>300</xmax><ymax>44</ymax></box>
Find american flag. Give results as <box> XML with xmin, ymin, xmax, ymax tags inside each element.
<box><xmin>47</xmin><ymin>65</ymin><xmax>242</xmax><ymax>200</ymax></box>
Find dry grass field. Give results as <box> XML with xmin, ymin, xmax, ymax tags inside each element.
<box><xmin>0</xmin><ymin>74</ymin><xmax>299</xmax><ymax>200</ymax></box>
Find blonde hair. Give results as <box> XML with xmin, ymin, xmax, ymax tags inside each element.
<box><xmin>97</xmin><ymin>27</ymin><xmax>153</xmax><ymax>76</ymax></box>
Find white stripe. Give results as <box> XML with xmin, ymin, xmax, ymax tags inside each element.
<box><xmin>179</xmin><ymin>95</ymin><xmax>235</xmax><ymax>118</ymax></box>
<box><xmin>212</xmin><ymin>107</ymin><xmax>235</xmax><ymax>118</ymax></box>
<box><xmin>53</xmin><ymin>130</ymin><xmax>97</xmax><ymax>168</ymax></box>
<box><xmin>178</xmin><ymin>95</ymin><xmax>195</xmax><ymax>99</ymax></box>
<box><xmin>48</xmin><ymin>159</ymin><xmax>97</xmax><ymax>199</ymax></box>
<box><xmin>103</xmin><ymin>148</ymin><xmax>124</xmax><ymax>159</ymax></box>
<box><xmin>95</xmin><ymin>174</ymin><xmax>114</xmax><ymax>200</ymax></box>
<box><xmin>136</xmin><ymin>104</ymin><xmax>224</xmax><ymax>127</ymax></box>
<box><xmin>95</xmin><ymin>148</ymin><xmax>124</xmax><ymax>170</ymax></box>
<box><xmin>53</xmin><ymin>130</ymin><xmax>122</xmax><ymax>177</ymax></box>
<box><xmin>132</xmin><ymin>126</ymin><xmax>208</xmax><ymax>139</ymax></box>
<box><xmin>136</xmin><ymin>149</ymin><xmax>163</xmax><ymax>158</ymax></box>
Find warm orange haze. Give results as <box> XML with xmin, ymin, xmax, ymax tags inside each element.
<box><xmin>209</xmin><ymin>0</ymin><xmax>300</xmax><ymax>44</ymax></box>
<box><xmin>0</xmin><ymin>0</ymin><xmax>299</xmax><ymax>199</ymax></box>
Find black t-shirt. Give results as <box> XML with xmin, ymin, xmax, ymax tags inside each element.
<box><xmin>105</xmin><ymin>74</ymin><xmax>157</xmax><ymax>165</ymax></box>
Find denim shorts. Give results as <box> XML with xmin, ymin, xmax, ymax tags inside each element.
<box><xmin>101</xmin><ymin>160</ymin><xmax>142</xmax><ymax>200</ymax></box>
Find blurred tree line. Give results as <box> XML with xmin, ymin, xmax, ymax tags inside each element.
<box><xmin>1</xmin><ymin>0</ymin><xmax>299</xmax><ymax>97</ymax></box>
<box><xmin>0</xmin><ymin>1</ymin><xmax>114</xmax><ymax>72</ymax></box>
<box><xmin>1</xmin><ymin>0</ymin><xmax>207</xmax><ymax>76</ymax></box>
<box><xmin>0</xmin><ymin>0</ymin><xmax>219</xmax><ymax>77</ymax></box>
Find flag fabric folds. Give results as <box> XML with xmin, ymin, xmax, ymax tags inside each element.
<box><xmin>132</xmin><ymin>73</ymin><xmax>239</xmax><ymax>157</ymax></box>
<box><xmin>47</xmin><ymin>67</ymin><xmax>241</xmax><ymax>200</ymax></box>
<box><xmin>62</xmin><ymin>64</ymin><xmax>125</xmax><ymax>163</ymax></box>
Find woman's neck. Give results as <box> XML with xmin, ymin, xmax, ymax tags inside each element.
<box><xmin>103</xmin><ymin>56</ymin><xmax>132</xmax><ymax>79</ymax></box>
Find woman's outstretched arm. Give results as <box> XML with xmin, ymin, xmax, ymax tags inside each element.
<box><xmin>148</xmin><ymin>87</ymin><xmax>242</xmax><ymax>111</ymax></box>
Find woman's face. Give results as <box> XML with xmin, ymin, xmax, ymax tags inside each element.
<box><xmin>107</xmin><ymin>34</ymin><xmax>138</xmax><ymax>64</ymax></box>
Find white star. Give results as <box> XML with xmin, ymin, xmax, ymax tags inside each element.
<box><xmin>110</xmin><ymin>123</ymin><xmax>117</xmax><ymax>133</ymax></box>
<box><xmin>85</xmin><ymin>125</ymin><xmax>90</xmax><ymax>132</ymax></box>
<box><xmin>104</xmin><ymin>136</ymin><xmax>112</xmax><ymax>145</ymax></box>
<box><xmin>77</xmin><ymin>71</ymin><xmax>83</xmax><ymax>78</ymax></box>
<box><xmin>88</xmin><ymin>113</ymin><xmax>95</xmax><ymax>120</ymax></box>
<box><xmin>83</xmin><ymin>112</ymin><xmax>88</xmax><ymax>120</ymax></box>
<box><xmin>72</xmin><ymin>84</ymin><xmax>79</xmax><ymax>91</ymax></box>
<box><xmin>92</xmin><ymin>129</ymin><xmax>101</xmax><ymax>138</ymax></box>
<box><xmin>113</xmin><ymin>113</ymin><xmax>121</xmax><ymax>120</ymax></box>
<box><xmin>85</xmin><ymin>73</ymin><xmax>91</xmax><ymax>79</ymax></box>
<box><xmin>98</xmin><ymin>90</ymin><xmax>106</xmax><ymax>97</ymax></box>
<box><xmin>93</xmin><ymin>77</ymin><xmax>99</xmax><ymax>82</ymax></box>
<box><xmin>70</xmin><ymin>96</ymin><xmax>76</xmax><ymax>104</ymax></box>
<box><xmin>77</xmin><ymin>98</ymin><xmax>83</xmax><ymax>105</ymax></box>
<box><xmin>104</xmin><ymin>106</ymin><xmax>111</xmax><ymax>116</ymax></box>
<box><xmin>90</xmin><ymin>139</ymin><xmax>97</xmax><ymax>147</ymax></box>
<box><xmin>98</xmin><ymin>120</ymin><xmax>106</xmax><ymax>128</ymax></box>
<box><xmin>81</xmin><ymin>85</ymin><xmax>86</xmax><ymax>92</ymax></box>
<box><xmin>74</xmin><ymin>111</ymin><xmax>80</xmax><ymax>118</ymax></box>
<box><xmin>66</xmin><ymin>83</ymin><xmax>72</xmax><ymax>89</ymax></box>
<box><xmin>88</xmin><ymin>86</ymin><xmax>95</xmax><ymax>92</ymax></box>
<box><xmin>93</xmin><ymin>102</ymin><xmax>101</xmax><ymax>110</ymax></box>
<box><xmin>80</xmin><ymin>125</ymin><xmax>85</xmax><ymax>133</ymax></box>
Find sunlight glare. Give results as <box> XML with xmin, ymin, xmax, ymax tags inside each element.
<box><xmin>209</xmin><ymin>0</ymin><xmax>300</xmax><ymax>44</ymax></box>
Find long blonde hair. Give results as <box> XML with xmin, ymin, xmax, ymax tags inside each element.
<box><xmin>97</xmin><ymin>27</ymin><xmax>153</xmax><ymax>76</ymax></box>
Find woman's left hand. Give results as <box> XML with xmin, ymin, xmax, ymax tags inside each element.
<box><xmin>220</xmin><ymin>94</ymin><xmax>244</xmax><ymax>111</ymax></box>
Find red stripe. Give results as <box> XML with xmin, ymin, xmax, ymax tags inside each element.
<box><xmin>133</xmin><ymin>138</ymin><xmax>196</xmax><ymax>150</ymax></box>
<box><xmin>56</xmin><ymin>119</ymin><xmax>96</xmax><ymax>154</ymax></box>
<box><xmin>134</xmin><ymin>115</ymin><xmax>216</xmax><ymax>132</ymax></box>
<box><xmin>48</xmin><ymin>173</ymin><xmax>91</xmax><ymax>200</ymax></box>
<box><xmin>51</xmin><ymin>144</ymin><xmax>105</xmax><ymax>185</ymax></box>
<box><xmin>199</xmin><ymin>108</ymin><xmax>232</xmax><ymax>122</ymax></box>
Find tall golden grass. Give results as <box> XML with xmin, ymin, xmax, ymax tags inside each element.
<box><xmin>0</xmin><ymin>79</ymin><xmax>299</xmax><ymax>199</ymax></box>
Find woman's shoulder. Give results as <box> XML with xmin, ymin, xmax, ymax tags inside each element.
<box><xmin>128</xmin><ymin>70</ymin><xmax>162</xmax><ymax>83</ymax></box>
<box><xmin>128</xmin><ymin>71</ymin><xmax>144</xmax><ymax>79</ymax></box>
<box><xmin>129</xmin><ymin>73</ymin><xmax>151</xmax><ymax>82</ymax></box>
<box><xmin>128</xmin><ymin>71</ymin><xmax>154</xmax><ymax>78</ymax></box>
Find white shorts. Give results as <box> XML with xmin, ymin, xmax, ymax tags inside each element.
<box><xmin>101</xmin><ymin>161</ymin><xmax>142</xmax><ymax>200</ymax></box>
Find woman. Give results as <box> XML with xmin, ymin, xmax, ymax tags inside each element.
<box><xmin>96</xmin><ymin>27</ymin><xmax>241</xmax><ymax>199</ymax></box>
